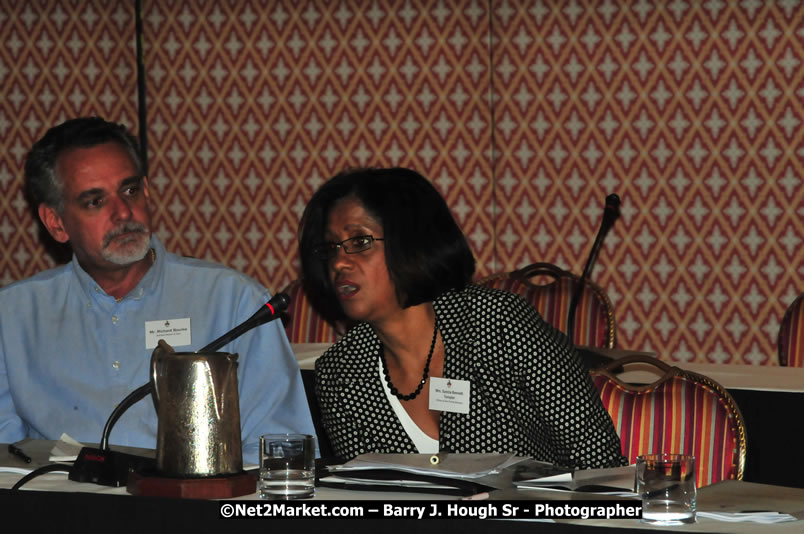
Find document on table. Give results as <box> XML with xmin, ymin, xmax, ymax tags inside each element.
<box><xmin>0</xmin><ymin>436</ymin><xmax>78</xmax><ymax>475</ymax></box>
<box><xmin>696</xmin><ymin>511</ymin><xmax>797</xmax><ymax>524</ymax></box>
<box><xmin>514</xmin><ymin>464</ymin><xmax>637</xmax><ymax>495</ymax></box>
<box><xmin>320</xmin><ymin>453</ymin><xmax>531</xmax><ymax>495</ymax></box>
<box><xmin>48</xmin><ymin>433</ymin><xmax>85</xmax><ymax>462</ymax></box>
<box><xmin>331</xmin><ymin>452</ymin><xmax>527</xmax><ymax>478</ymax></box>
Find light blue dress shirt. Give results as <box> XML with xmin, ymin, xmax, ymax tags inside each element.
<box><xmin>0</xmin><ymin>236</ymin><xmax>316</xmax><ymax>464</ymax></box>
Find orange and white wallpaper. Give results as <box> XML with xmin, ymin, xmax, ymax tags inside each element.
<box><xmin>1</xmin><ymin>1</ymin><xmax>802</xmax><ymax>366</ymax></box>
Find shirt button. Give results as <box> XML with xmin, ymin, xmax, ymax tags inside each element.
<box><xmin>111</xmin><ymin>315</ymin><xmax>119</xmax><ymax>324</ymax></box>
<box><xmin>113</xmin><ymin>361</ymin><xmax>120</xmax><ymax>370</ymax></box>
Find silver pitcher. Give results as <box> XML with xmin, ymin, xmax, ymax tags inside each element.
<box><xmin>150</xmin><ymin>339</ymin><xmax>243</xmax><ymax>477</ymax></box>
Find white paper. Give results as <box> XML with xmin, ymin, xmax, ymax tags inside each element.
<box><xmin>48</xmin><ymin>433</ymin><xmax>85</xmax><ymax>462</ymax></box>
<box><xmin>331</xmin><ymin>453</ymin><xmax>527</xmax><ymax>479</ymax></box>
<box><xmin>514</xmin><ymin>464</ymin><xmax>636</xmax><ymax>492</ymax></box>
<box><xmin>321</xmin><ymin>474</ymin><xmax>459</xmax><ymax>491</ymax></box>
<box><xmin>145</xmin><ymin>317</ymin><xmax>191</xmax><ymax>349</ymax></box>
<box><xmin>0</xmin><ymin>466</ymin><xmax>70</xmax><ymax>475</ymax></box>
<box><xmin>697</xmin><ymin>511</ymin><xmax>797</xmax><ymax>524</ymax></box>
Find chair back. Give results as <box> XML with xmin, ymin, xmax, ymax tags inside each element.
<box><xmin>477</xmin><ymin>262</ymin><xmax>616</xmax><ymax>348</ymax></box>
<box><xmin>590</xmin><ymin>355</ymin><xmax>747</xmax><ymax>488</ymax></box>
<box><xmin>281</xmin><ymin>279</ymin><xmax>344</xmax><ymax>343</ymax></box>
<box><xmin>778</xmin><ymin>293</ymin><xmax>804</xmax><ymax>366</ymax></box>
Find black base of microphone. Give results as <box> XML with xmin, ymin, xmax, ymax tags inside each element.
<box><xmin>68</xmin><ymin>446</ymin><xmax>155</xmax><ymax>487</ymax></box>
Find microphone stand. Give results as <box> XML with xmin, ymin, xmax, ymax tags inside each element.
<box><xmin>566</xmin><ymin>194</ymin><xmax>620</xmax><ymax>344</ymax></box>
<box><xmin>69</xmin><ymin>293</ymin><xmax>290</xmax><ymax>486</ymax></box>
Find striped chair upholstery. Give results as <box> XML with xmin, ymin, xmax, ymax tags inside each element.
<box><xmin>477</xmin><ymin>262</ymin><xmax>616</xmax><ymax>348</ymax></box>
<box><xmin>778</xmin><ymin>293</ymin><xmax>804</xmax><ymax>366</ymax></box>
<box><xmin>281</xmin><ymin>279</ymin><xmax>344</xmax><ymax>343</ymax></box>
<box><xmin>590</xmin><ymin>355</ymin><xmax>747</xmax><ymax>488</ymax></box>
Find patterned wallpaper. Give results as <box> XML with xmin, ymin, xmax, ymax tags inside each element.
<box><xmin>1</xmin><ymin>0</ymin><xmax>802</xmax><ymax>366</ymax></box>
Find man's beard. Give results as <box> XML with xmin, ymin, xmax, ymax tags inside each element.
<box><xmin>101</xmin><ymin>222</ymin><xmax>151</xmax><ymax>265</ymax></box>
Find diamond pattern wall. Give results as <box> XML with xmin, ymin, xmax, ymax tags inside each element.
<box><xmin>489</xmin><ymin>0</ymin><xmax>803</xmax><ymax>364</ymax></box>
<box><xmin>1</xmin><ymin>0</ymin><xmax>802</xmax><ymax>366</ymax></box>
<box><xmin>141</xmin><ymin>0</ymin><xmax>494</xmax><ymax>290</ymax></box>
<box><xmin>0</xmin><ymin>0</ymin><xmax>138</xmax><ymax>282</ymax></box>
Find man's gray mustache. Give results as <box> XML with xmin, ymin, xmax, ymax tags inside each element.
<box><xmin>102</xmin><ymin>223</ymin><xmax>148</xmax><ymax>248</ymax></box>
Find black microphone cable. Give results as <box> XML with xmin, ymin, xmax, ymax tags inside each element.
<box><xmin>10</xmin><ymin>463</ymin><xmax>73</xmax><ymax>490</ymax></box>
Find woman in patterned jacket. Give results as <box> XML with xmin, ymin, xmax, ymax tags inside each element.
<box><xmin>299</xmin><ymin>167</ymin><xmax>625</xmax><ymax>469</ymax></box>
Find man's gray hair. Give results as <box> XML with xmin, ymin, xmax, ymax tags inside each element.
<box><xmin>24</xmin><ymin>116</ymin><xmax>143</xmax><ymax>214</ymax></box>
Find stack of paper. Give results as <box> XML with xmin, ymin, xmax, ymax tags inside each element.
<box><xmin>514</xmin><ymin>464</ymin><xmax>637</xmax><ymax>496</ymax></box>
<box><xmin>332</xmin><ymin>452</ymin><xmax>525</xmax><ymax>478</ymax></box>
<box><xmin>321</xmin><ymin>453</ymin><xmax>529</xmax><ymax>494</ymax></box>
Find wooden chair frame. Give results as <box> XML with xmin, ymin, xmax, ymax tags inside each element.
<box><xmin>591</xmin><ymin>355</ymin><xmax>747</xmax><ymax>486</ymax></box>
<box><xmin>778</xmin><ymin>293</ymin><xmax>804</xmax><ymax>367</ymax></box>
<box><xmin>477</xmin><ymin>262</ymin><xmax>617</xmax><ymax>349</ymax></box>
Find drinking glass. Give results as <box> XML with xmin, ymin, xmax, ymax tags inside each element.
<box><xmin>258</xmin><ymin>434</ymin><xmax>316</xmax><ymax>499</ymax></box>
<box><xmin>636</xmin><ymin>454</ymin><xmax>696</xmax><ymax>524</ymax></box>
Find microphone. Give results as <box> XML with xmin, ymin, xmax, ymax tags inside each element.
<box><xmin>566</xmin><ymin>194</ymin><xmax>620</xmax><ymax>344</ymax></box>
<box><xmin>69</xmin><ymin>293</ymin><xmax>291</xmax><ymax>486</ymax></box>
<box><xmin>199</xmin><ymin>292</ymin><xmax>290</xmax><ymax>353</ymax></box>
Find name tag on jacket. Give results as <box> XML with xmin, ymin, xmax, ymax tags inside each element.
<box><xmin>429</xmin><ymin>377</ymin><xmax>471</xmax><ymax>414</ymax></box>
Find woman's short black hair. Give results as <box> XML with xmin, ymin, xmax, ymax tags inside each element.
<box><xmin>299</xmin><ymin>167</ymin><xmax>475</xmax><ymax>322</ymax></box>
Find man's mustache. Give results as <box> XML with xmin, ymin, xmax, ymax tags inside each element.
<box><xmin>102</xmin><ymin>222</ymin><xmax>148</xmax><ymax>248</ymax></box>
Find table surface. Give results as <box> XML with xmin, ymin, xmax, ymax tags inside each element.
<box><xmin>614</xmin><ymin>361</ymin><xmax>804</xmax><ymax>393</ymax></box>
<box><xmin>292</xmin><ymin>343</ymin><xmax>804</xmax><ymax>393</ymax></box>
<box><xmin>2</xmin><ymin>441</ymin><xmax>803</xmax><ymax>534</ymax></box>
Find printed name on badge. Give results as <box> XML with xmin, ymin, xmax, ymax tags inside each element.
<box><xmin>145</xmin><ymin>318</ymin><xmax>192</xmax><ymax>349</ymax></box>
<box><xmin>429</xmin><ymin>376</ymin><xmax>471</xmax><ymax>414</ymax></box>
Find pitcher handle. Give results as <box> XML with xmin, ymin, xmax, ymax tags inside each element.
<box><xmin>150</xmin><ymin>339</ymin><xmax>175</xmax><ymax>411</ymax></box>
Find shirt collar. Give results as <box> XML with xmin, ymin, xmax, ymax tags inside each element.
<box><xmin>71</xmin><ymin>234</ymin><xmax>165</xmax><ymax>305</ymax></box>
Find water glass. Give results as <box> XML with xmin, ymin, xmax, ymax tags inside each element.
<box><xmin>636</xmin><ymin>454</ymin><xmax>696</xmax><ymax>525</ymax></box>
<box><xmin>259</xmin><ymin>434</ymin><xmax>316</xmax><ymax>499</ymax></box>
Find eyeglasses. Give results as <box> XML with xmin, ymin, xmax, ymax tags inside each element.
<box><xmin>313</xmin><ymin>235</ymin><xmax>384</xmax><ymax>259</ymax></box>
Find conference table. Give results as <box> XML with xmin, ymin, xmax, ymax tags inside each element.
<box><xmin>2</xmin><ymin>441</ymin><xmax>803</xmax><ymax>534</ymax></box>
<box><xmin>3</xmin><ymin>347</ymin><xmax>801</xmax><ymax>532</ymax></box>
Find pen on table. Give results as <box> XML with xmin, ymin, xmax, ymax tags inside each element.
<box><xmin>8</xmin><ymin>444</ymin><xmax>32</xmax><ymax>463</ymax></box>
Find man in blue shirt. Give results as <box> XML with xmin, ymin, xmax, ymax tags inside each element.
<box><xmin>0</xmin><ymin>117</ymin><xmax>316</xmax><ymax>464</ymax></box>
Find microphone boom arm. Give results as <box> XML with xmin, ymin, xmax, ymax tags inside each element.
<box><xmin>566</xmin><ymin>195</ymin><xmax>620</xmax><ymax>344</ymax></box>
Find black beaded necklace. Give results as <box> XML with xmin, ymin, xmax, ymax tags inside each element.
<box><xmin>380</xmin><ymin>319</ymin><xmax>438</xmax><ymax>402</ymax></box>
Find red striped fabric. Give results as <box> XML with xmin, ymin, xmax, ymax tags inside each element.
<box><xmin>281</xmin><ymin>280</ymin><xmax>341</xmax><ymax>344</ymax></box>
<box><xmin>478</xmin><ymin>275</ymin><xmax>612</xmax><ymax>348</ymax></box>
<box><xmin>591</xmin><ymin>372</ymin><xmax>743</xmax><ymax>488</ymax></box>
<box><xmin>778</xmin><ymin>294</ymin><xmax>804</xmax><ymax>367</ymax></box>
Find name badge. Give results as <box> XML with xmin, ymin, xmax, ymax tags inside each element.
<box><xmin>429</xmin><ymin>377</ymin><xmax>471</xmax><ymax>414</ymax></box>
<box><xmin>145</xmin><ymin>318</ymin><xmax>192</xmax><ymax>349</ymax></box>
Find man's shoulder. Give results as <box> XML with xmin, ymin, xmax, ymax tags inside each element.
<box><xmin>161</xmin><ymin>252</ymin><xmax>268</xmax><ymax>294</ymax></box>
<box><xmin>0</xmin><ymin>263</ymin><xmax>73</xmax><ymax>298</ymax></box>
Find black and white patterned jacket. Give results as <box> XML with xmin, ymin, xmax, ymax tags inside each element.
<box><xmin>315</xmin><ymin>284</ymin><xmax>626</xmax><ymax>469</ymax></box>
